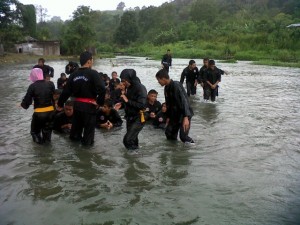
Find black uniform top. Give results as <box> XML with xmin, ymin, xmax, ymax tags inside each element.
<box><xmin>203</xmin><ymin>68</ymin><xmax>222</xmax><ymax>85</ymax></box>
<box><xmin>164</xmin><ymin>80</ymin><xmax>193</xmax><ymax>121</ymax></box>
<box><xmin>57</xmin><ymin>78</ymin><xmax>68</xmax><ymax>89</ymax></box>
<box><xmin>57</xmin><ymin>67</ymin><xmax>105</xmax><ymax>113</ymax></box>
<box><xmin>198</xmin><ymin>65</ymin><xmax>208</xmax><ymax>83</ymax></box>
<box><xmin>109</xmin><ymin>78</ymin><xmax>120</xmax><ymax>92</ymax></box>
<box><xmin>53</xmin><ymin>112</ymin><xmax>73</xmax><ymax>133</ymax></box>
<box><xmin>161</xmin><ymin>54</ymin><xmax>172</xmax><ymax>66</ymax></box>
<box><xmin>180</xmin><ymin>66</ymin><xmax>199</xmax><ymax>84</ymax></box>
<box><xmin>21</xmin><ymin>80</ymin><xmax>55</xmax><ymax>109</ymax></box>
<box><xmin>96</xmin><ymin>108</ymin><xmax>123</xmax><ymax>127</ymax></box>
<box><xmin>153</xmin><ymin>110</ymin><xmax>167</xmax><ymax>129</ymax></box>
<box><xmin>124</xmin><ymin>79</ymin><xmax>147</xmax><ymax>119</ymax></box>
<box><xmin>145</xmin><ymin>100</ymin><xmax>162</xmax><ymax>114</ymax></box>
<box><xmin>65</xmin><ymin>61</ymin><xmax>79</xmax><ymax>75</ymax></box>
<box><xmin>33</xmin><ymin>64</ymin><xmax>54</xmax><ymax>78</ymax></box>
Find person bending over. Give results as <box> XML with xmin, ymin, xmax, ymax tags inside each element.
<box><xmin>54</xmin><ymin>100</ymin><xmax>74</xmax><ymax>134</ymax></box>
<box><xmin>96</xmin><ymin>99</ymin><xmax>123</xmax><ymax>129</ymax></box>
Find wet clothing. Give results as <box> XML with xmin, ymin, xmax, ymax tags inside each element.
<box><xmin>198</xmin><ymin>65</ymin><xmax>208</xmax><ymax>84</ymax></box>
<box><xmin>58</xmin><ymin>67</ymin><xmax>106</xmax><ymax>145</ymax></box>
<box><xmin>96</xmin><ymin>108</ymin><xmax>123</xmax><ymax>128</ymax></box>
<box><xmin>161</xmin><ymin>54</ymin><xmax>172</xmax><ymax>67</ymax></box>
<box><xmin>180</xmin><ymin>66</ymin><xmax>199</xmax><ymax>96</ymax></box>
<box><xmin>153</xmin><ymin>110</ymin><xmax>167</xmax><ymax>129</ymax></box>
<box><xmin>53</xmin><ymin>112</ymin><xmax>73</xmax><ymax>134</ymax></box>
<box><xmin>110</xmin><ymin>89</ymin><xmax>123</xmax><ymax>105</ymax></box>
<box><xmin>21</xmin><ymin>80</ymin><xmax>55</xmax><ymax>144</ymax></box>
<box><xmin>57</xmin><ymin>78</ymin><xmax>68</xmax><ymax>89</ymax></box>
<box><xmin>33</xmin><ymin>64</ymin><xmax>54</xmax><ymax>78</ymax></box>
<box><xmin>120</xmin><ymin>69</ymin><xmax>147</xmax><ymax>150</ymax></box>
<box><xmin>145</xmin><ymin>100</ymin><xmax>162</xmax><ymax>121</ymax></box>
<box><xmin>203</xmin><ymin>68</ymin><xmax>222</xmax><ymax>102</ymax></box>
<box><xmin>109</xmin><ymin>78</ymin><xmax>120</xmax><ymax>92</ymax></box>
<box><xmin>164</xmin><ymin>80</ymin><xmax>194</xmax><ymax>143</ymax></box>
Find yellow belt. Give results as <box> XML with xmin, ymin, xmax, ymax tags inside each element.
<box><xmin>34</xmin><ymin>106</ymin><xmax>55</xmax><ymax>113</ymax></box>
<box><xmin>140</xmin><ymin>110</ymin><xmax>145</xmax><ymax>123</ymax></box>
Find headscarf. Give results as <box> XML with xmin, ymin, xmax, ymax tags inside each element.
<box><xmin>29</xmin><ymin>68</ymin><xmax>44</xmax><ymax>83</ymax></box>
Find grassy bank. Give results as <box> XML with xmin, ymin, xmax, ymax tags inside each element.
<box><xmin>122</xmin><ymin>41</ymin><xmax>300</xmax><ymax>68</ymax></box>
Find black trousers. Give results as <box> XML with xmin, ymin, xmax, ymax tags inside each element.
<box><xmin>31</xmin><ymin>111</ymin><xmax>55</xmax><ymax>143</ymax></box>
<box><xmin>204</xmin><ymin>86</ymin><xmax>218</xmax><ymax>102</ymax></box>
<box><xmin>123</xmin><ymin>117</ymin><xmax>145</xmax><ymax>150</ymax></box>
<box><xmin>165</xmin><ymin>118</ymin><xmax>193</xmax><ymax>143</ymax></box>
<box><xmin>70</xmin><ymin>110</ymin><xmax>96</xmax><ymax>145</ymax></box>
<box><xmin>186</xmin><ymin>82</ymin><xmax>196</xmax><ymax>96</ymax></box>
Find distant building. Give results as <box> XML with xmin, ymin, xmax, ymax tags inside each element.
<box><xmin>15</xmin><ymin>36</ymin><xmax>60</xmax><ymax>56</ymax></box>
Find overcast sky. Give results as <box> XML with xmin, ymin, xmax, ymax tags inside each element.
<box><xmin>18</xmin><ymin>0</ymin><xmax>170</xmax><ymax>21</ymax></box>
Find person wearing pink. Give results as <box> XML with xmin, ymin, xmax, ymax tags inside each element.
<box><xmin>21</xmin><ymin>68</ymin><xmax>55</xmax><ymax>144</ymax></box>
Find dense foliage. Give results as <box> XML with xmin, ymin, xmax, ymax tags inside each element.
<box><xmin>1</xmin><ymin>0</ymin><xmax>299</xmax><ymax>64</ymax></box>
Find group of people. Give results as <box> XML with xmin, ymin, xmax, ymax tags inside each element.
<box><xmin>21</xmin><ymin>50</ymin><xmax>226</xmax><ymax>151</ymax></box>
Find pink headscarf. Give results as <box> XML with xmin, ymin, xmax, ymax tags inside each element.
<box><xmin>29</xmin><ymin>68</ymin><xmax>44</xmax><ymax>83</ymax></box>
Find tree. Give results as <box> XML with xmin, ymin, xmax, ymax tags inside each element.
<box><xmin>115</xmin><ymin>11</ymin><xmax>139</xmax><ymax>45</ymax></box>
<box><xmin>19</xmin><ymin>4</ymin><xmax>36</xmax><ymax>36</ymax></box>
<box><xmin>35</xmin><ymin>5</ymin><xmax>48</xmax><ymax>23</ymax></box>
<box><xmin>0</xmin><ymin>0</ymin><xmax>18</xmax><ymax>28</ymax></box>
<box><xmin>116</xmin><ymin>2</ymin><xmax>126</xmax><ymax>11</ymax></box>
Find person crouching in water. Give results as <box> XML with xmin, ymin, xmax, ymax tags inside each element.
<box><xmin>156</xmin><ymin>69</ymin><xmax>194</xmax><ymax>144</ymax></box>
<box><xmin>96</xmin><ymin>99</ymin><xmax>123</xmax><ymax>129</ymax></box>
<box><xmin>153</xmin><ymin>102</ymin><xmax>168</xmax><ymax>129</ymax></box>
<box><xmin>203</xmin><ymin>60</ymin><xmax>222</xmax><ymax>102</ymax></box>
<box><xmin>115</xmin><ymin>69</ymin><xmax>147</xmax><ymax>151</ymax></box>
<box><xmin>53</xmin><ymin>100</ymin><xmax>74</xmax><ymax>134</ymax></box>
<box><xmin>21</xmin><ymin>68</ymin><xmax>55</xmax><ymax>144</ymax></box>
<box><xmin>145</xmin><ymin>89</ymin><xmax>162</xmax><ymax>122</ymax></box>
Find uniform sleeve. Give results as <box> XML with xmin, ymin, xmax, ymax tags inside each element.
<box><xmin>175</xmin><ymin>83</ymin><xmax>192</xmax><ymax>118</ymax></box>
<box><xmin>180</xmin><ymin>70</ymin><xmax>185</xmax><ymax>84</ymax></box>
<box><xmin>58</xmin><ymin>75</ymin><xmax>73</xmax><ymax>107</ymax></box>
<box><xmin>21</xmin><ymin>85</ymin><xmax>34</xmax><ymax>109</ymax></box>
<box><xmin>95</xmin><ymin>75</ymin><xmax>106</xmax><ymax>106</ymax></box>
<box><xmin>48</xmin><ymin>66</ymin><xmax>54</xmax><ymax>77</ymax></box>
<box><xmin>112</xmin><ymin>110</ymin><xmax>123</xmax><ymax>127</ymax></box>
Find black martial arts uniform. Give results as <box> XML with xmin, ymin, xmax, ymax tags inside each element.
<box><xmin>161</xmin><ymin>54</ymin><xmax>172</xmax><ymax>72</ymax></box>
<box><xmin>153</xmin><ymin>110</ymin><xmax>168</xmax><ymax>129</ymax></box>
<box><xmin>21</xmin><ymin>80</ymin><xmax>55</xmax><ymax>144</ymax></box>
<box><xmin>164</xmin><ymin>80</ymin><xmax>194</xmax><ymax>143</ymax></box>
<box><xmin>33</xmin><ymin>64</ymin><xmax>54</xmax><ymax>78</ymax></box>
<box><xmin>65</xmin><ymin>61</ymin><xmax>79</xmax><ymax>75</ymax></box>
<box><xmin>109</xmin><ymin>78</ymin><xmax>120</xmax><ymax>92</ymax></box>
<box><xmin>58</xmin><ymin>67</ymin><xmax>105</xmax><ymax>145</ymax></box>
<box><xmin>53</xmin><ymin>111</ymin><xmax>73</xmax><ymax>134</ymax></box>
<box><xmin>121</xmin><ymin>69</ymin><xmax>147</xmax><ymax>150</ymax></box>
<box><xmin>180</xmin><ymin>66</ymin><xmax>199</xmax><ymax>96</ymax></box>
<box><xmin>145</xmin><ymin>100</ymin><xmax>162</xmax><ymax>121</ymax></box>
<box><xmin>203</xmin><ymin>68</ymin><xmax>222</xmax><ymax>102</ymax></box>
<box><xmin>96</xmin><ymin>108</ymin><xmax>123</xmax><ymax>128</ymax></box>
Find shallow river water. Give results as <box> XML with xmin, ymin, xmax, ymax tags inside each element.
<box><xmin>0</xmin><ymin>57</ymin><xmax>300</xmax><ymax>225</ymax></box>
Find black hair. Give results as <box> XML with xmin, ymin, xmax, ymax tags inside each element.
<box><xmin>60</xmin><ymin>73</ymin><xmax>66</xmax><ymax>77</ymax></box>
<box><xmin>80</xmin><ymin>51</ymin><xmax>93</xmax><ymax>66</ymax></box>
<box><xmin>162</xmin><ymin>102</ymin><xmax>166</xmax><ymax>107</ymax></box>
<box><xmin>65</xmin><ymin>100</ymin><xmax>74</xmax><ymax>107</ymax></box>
<box><xmin>103</xmin><ymin>99</ymin><xmax>113</xmax><ymax>108</ymax></box>
<box><xmin>38</xmin><ymin>58</ymin><xmax>45</xmax><ymax>63</ymax></box>
<box><xmin>156</xmin><ymin>69</ymin><xmax>169</xmax><ymax>80</ymax></box>
<box><xmin>203</xmin><ymin>58</ymin><xmax>209</xmax><ymax>62</ymax></box>
<box><xmin>209</xmin><ymin>60</ymin><xmax>215</xmax><ymax>66</ymax></box>
<box><xmin>148</xmin><ymin>89</ymin><xmax>158</xmax><ymax>95</ymax></box>
<box><xmin>111</xmin><ymin>71</ymin><xmax>117</xmax><ymax>75</ymax></box>
<box><xmin>189</xmin><ymin>60</ymin><xmax>196</xmax><ymax>66</ymax></box>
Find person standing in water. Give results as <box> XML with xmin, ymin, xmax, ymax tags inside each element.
<box><xmin>21</xmin><ymin>68</ymin><xmax>55</xmax><ymax>144</ymax></box>
<box><xmin>203</xmin><ymin>60</ymin><xmax>222</xmax><ymax>102</ymax></box>
<box><xmin>156</xmin><ymin>69</ymin><xmax>194</xmax><ymax>144</ymax></box>
<box><xmin>180</xmin><ymin>60</ymin><xmax>199</xmax><ymax>97</ymax></box>
<box><xmin>57</xmin><ymin>51</ymin><xmax>106</xmax><ymax>146</ymax></box>
<box><xmin>115</xmin><ymin>69</ymin><xmax>147</xmax><ymax>151</ymax></box>
<box><xmin>33</xmin><ymin>58</ymin><xmax>54</xmax><ymax>79</ymax></box>
<box><xmin>161</xmin><ymin>49</ymin><xmax>172</xmax><ymax>72</ymax></box>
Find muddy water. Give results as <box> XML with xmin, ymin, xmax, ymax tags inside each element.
<box><xmin>0</xmin><ymin>57</ymin><xmax>299</xmax><ymax>225</ymax></box>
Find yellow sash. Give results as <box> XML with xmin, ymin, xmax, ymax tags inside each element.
<box><xmin>34</xmin><ymin>106</ymin><xmax>55</xmax><ymax>113</ymax></box>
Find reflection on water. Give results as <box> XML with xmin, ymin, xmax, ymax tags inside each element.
<box><xmin>0</xmin><ymin>57</ymin><xmax>300</xmax><ymax>224</ymax></box>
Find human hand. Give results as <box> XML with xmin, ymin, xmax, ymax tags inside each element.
<box><xmin>121</xmin><ymin>94</ymin><xmax>128</xmax><ymax>103</ymax></box>
<box><xmin>114</xmin><ymin>103</ymin><xmax>122</xmax><ymax>110</ymax></box>
<box><xmin>182</xmin><ymin>117</ymin><xmax>190</xmax><ymax>133</ymax></box>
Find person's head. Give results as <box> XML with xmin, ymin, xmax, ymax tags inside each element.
<box><xmin>64</xmin><ymin>100</ymin><xmax>74</xmax><ymax>117</ymax></box>
<box><xmin>80</xmin><ymin>51</ymin><xmax>93</xmax><ymax>68</ymax></box>
<box><xmin>156</xmin><ymin>69</ymin><xmax>170</xmax><ymax>86</ymax></box>
<box><xmin>147</xmin><ymin>89</ymin><xmax>158</xmax><ymax>103</ymax></box>
<box><xmin>45</xmin><ymin>74</ymin><xmax>51</xmax><ymax>81</ymax></box>
<box><xmin>111</xmin><ymin>71</ymin><xmax>118</xmax><ymax>80</ymax></box>
<box><xmin>38</xmin><ymin>58</ymin><xmax>45</xmax><ymax>67</ymax></box>
<box><xmin>120</xmin><ymin>69</ymin><xmax>137</xmax><ymax>88</ymax></box>
<box><xmin>115</xmin><ymin>82</ymin><xmax>125</xmax><ymax>91</ymax></box>
<box><xmin>209</xmin><ymin>60</ymin><xmax>216</xmax><ymax>70</ymax></box>
<box><xmin>161</xmin><ymin>102</ymin><xmax>167</xmax><ymax>113</ymax></box>
<box><xmin>60</xmin><ymin>73</ymin><xmax>67</xmax><ymax>80</ymax></box>
<box><xmin>167</xmin><ymin>49</ymin><xmax>171</xmax><ymax>55</ymax></box>
<box><xmin>188</xmin><ymin>60</ymin><xmax>196</xmax><ymax>70</ymax></box>
<box><xmin>53</xmin><ymin>89</ymin><xmax>62</xmax><ymax>100</ymax></box>
<box><xmin>102</xmin><ymin>99</ymin><xmax>113</xmax><ymax>114</ymax></box>
<box><xmin>29</xmin><ymin>68</ymin><xmax>44</xmax><ymax>83</ymax></box>
<box><xmin>203</xmin><ymin>58</ymin><xmax>209</xmax><ymax>67</ymax></box>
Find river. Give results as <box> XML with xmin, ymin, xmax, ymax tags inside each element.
<box><xmin>0</xmin><ymin>57</ymin><xmax>300</xmax><ymax>225</ymax></box>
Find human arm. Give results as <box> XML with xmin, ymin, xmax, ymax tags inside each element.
<box><xmin>21</xmin><ymin>85</ymin><xmax>33</xmax><ymax>109</ymax></box>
